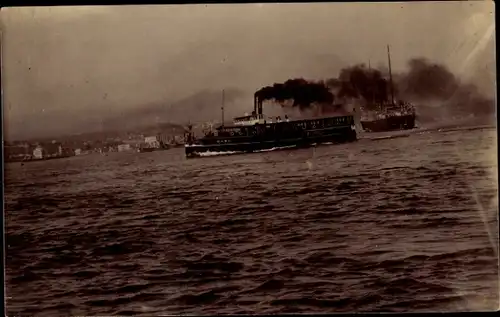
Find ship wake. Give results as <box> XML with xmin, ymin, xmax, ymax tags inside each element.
<box><xmin>192</xmin><ymin>145</ymin><xmax>299</xmax><ymax>158</ymax></box>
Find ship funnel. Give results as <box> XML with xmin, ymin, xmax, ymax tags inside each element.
<box><xmin>254</xmin><ymin>94</ymin><xmax>258</xmax><ymax>114</ymax></box>
<box><xmin>253</xmin><ymin>93</ymin><xmax>264</xmax><ymax>117</ymax></box>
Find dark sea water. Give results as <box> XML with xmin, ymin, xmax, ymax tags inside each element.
<box><xmin>5</xmin><ymin>126</ymin><xmax>499</xmax><ymax>315</ymax></box>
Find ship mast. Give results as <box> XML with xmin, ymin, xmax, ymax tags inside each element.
<box><xmin>368</xmin><ymin>59</ymin><xmax>374</xmax><ymax>104</ymax></box>
<box><xmin>221</xmin><ymin>89</ymin><xmax>225</xmax><ymax>127</ymax></box>
<box><xmin>387</xmin><ymin>45</ymin><xmax>395</xmax><ymax>106</ymax></box>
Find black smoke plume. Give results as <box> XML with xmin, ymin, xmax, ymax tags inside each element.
<box><xmin>326</xmin><ymin>65</ymin><xmax>390</xmax><ymax>108</ymax></box>
<box><xmin>255</xmin><ymin>78</ymin><xmax>335</xmax><ymax>110</ymax></box>
<box><xmin>396</xmin><ymin>58</ymin><xmax>459</xmax><ymax>101</ymax></box>
<box><xmin>256</xmin><ymin>58</ymin><xmax>494</xmax><ymax>120</ymax></box>
<box><xmin>396</xmin><ymin>58</ymin><xmax>494</xmax><ymax>118</ymax></box>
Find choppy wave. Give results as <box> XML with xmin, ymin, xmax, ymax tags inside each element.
<box><xmin>4</xmin><ymin>127</ymin><xmax>498</xmax><ymax>315</ymax></box>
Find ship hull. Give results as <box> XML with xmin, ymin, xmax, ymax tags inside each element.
<box><xmin>361</xmin><ymin>114</ymin><xmax>416</xmax><ymax>133</ymax></box>
<box><xmin>185</xmin><ymin>125</ymin><xmax>356</xmax><ymax>158</ymax></box>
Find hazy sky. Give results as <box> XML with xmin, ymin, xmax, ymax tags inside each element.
<box><xmin>1</xmin><ymin>2</ymin><xmax>495</xmax><ymax>139</ymax></box>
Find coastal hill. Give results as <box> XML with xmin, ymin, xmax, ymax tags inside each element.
<box><xmin>12</xmin><ymin>88</ymin><xmax>247</xmax><ymax>144</ymax></box>
<box><xmin>104</xmin><ymin>87</ymin><xmax>248</xmax><ymax>129</ymax></box>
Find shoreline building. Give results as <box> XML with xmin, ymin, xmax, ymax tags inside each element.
<box><xmin>5</xmin><ymin>143</ymin><xmax>33</xmax><ymax>161</ymax></box>
<box><xmin>117</xmin><ymin>143</ymin><xmax>132</xmax><ymax>152</ymax></box>
<box><xmin>144</xmin><ymin>135</ymin><xmax>161</xmax><ymax>148</ymax></box>
<box><xmin>33</xmin><ymin>142</ymin><xmax>64</xmax><ymax>159</ymax></box>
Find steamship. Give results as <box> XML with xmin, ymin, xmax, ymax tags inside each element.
<box><xmin>360</xmin><ymin>101</ymin><xmax>416</xmax><ymax>132</ymax></box>
<box><xmin>184</xmin><ymin>93</ymin><xmax>357</xmax><ymax>158</ymax></box>
<box><xmin>360</xmin><ymin>45</ymin><xmax>417</xmax><ymax>133</ymax></box>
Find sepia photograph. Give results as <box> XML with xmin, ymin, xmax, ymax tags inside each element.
<box><xmin>2</xmin><ymin>2</ymin><xmax>498</xmax><ymax>315</ymax></box>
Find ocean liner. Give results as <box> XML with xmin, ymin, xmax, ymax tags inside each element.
<box><xmin>359</xmin><ymin>45</ymin><xmax>416</xmax><ymax>133</ymax></box>
<box><xmin>184</xmin><ymin>91</ymin><xmax>357</xmax><ymax>158</ymax></box>
<box><xmin>360</xmin><ymin>101</ymin><xmax>416</xmax><ymax>132</ymax></box>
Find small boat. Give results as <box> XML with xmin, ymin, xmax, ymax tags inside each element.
<box><xmin>137</xmin><ymin>147</ymin><xmax>155</xmax><ymax>153</ymax></box>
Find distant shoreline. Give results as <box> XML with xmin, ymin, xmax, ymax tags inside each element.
<box><xmin>6</xmin><ymin>123</ymin><xmax>495</xmax><ymax>166</ymax></box>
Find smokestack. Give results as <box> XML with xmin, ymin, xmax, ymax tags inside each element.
<box><xmin>254</xmin><ymin>94</ymin><xmax>258</xmax><ymax>115</ymax></box>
